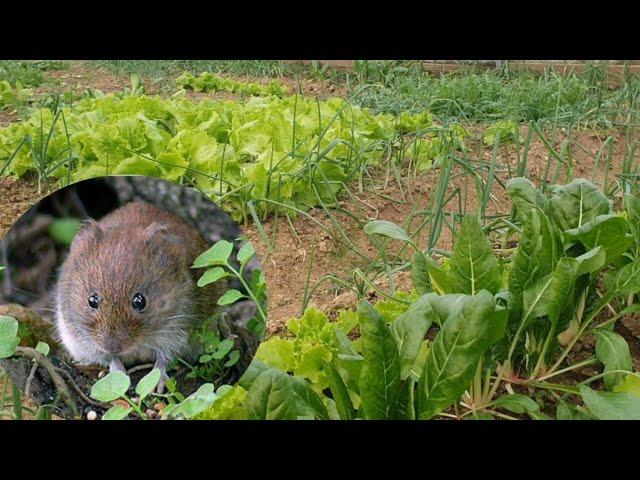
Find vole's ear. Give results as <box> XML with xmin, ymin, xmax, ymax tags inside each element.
<box><xmin>144</xmin><ymin>222</ymin><xmax>182</xmax><ymax>246</ymax></box>
<box><xmin>72</xmin><ymin>218</ymin><xmax>103</xmax><ymax>247</ymax></box>
<box><xmin>144</xmin><ymin>222</ymin><xmax>185</xmax><ymax>260</ymax></box>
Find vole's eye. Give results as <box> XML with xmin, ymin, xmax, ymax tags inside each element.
<box><xmin>88</xmin><ymin>294</ymin><xmax>100</xmax><ymax>309</ymax></box>
<box><xmin>132</xmin><ymin>293</ymin><xmax>146</xmax><ymax>311</ymax></box>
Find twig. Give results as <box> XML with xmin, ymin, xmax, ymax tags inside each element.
<box><xmin>13</xmin><ymin>346</ymin><xmax>80</xmax><ymax>418</ymax></box>
<box><xmin>24</xmin><ymin>362</ymin><xmax>38</xmax><ymax>397</ymax></box>
<box><xmin>126</xmin><ymin>363</ymin><xmax>155</xmax><ymax>375</ymax></box>
<box><xmin>53</xmin><ymin>367</ymin><xmax>108</xmax><ymax>409</ymax></box>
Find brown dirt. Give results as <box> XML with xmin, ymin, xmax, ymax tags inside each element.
<box><xmin>0</xmin><ymin>125</ymin><xmax>637</xmax><ymax>336</ymax></box>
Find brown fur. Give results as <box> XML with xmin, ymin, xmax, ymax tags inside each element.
<box><xmin>56</xmin><ymin>201</ymin><xmax>226</xmax><ymax>367</ymax></box>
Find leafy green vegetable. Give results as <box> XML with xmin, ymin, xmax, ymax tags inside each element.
<box><xmin>448</xmin><ymin>214</ymin><xmax>501</xmax><ymax>295</ymax></box>
<box><xmin>548</xmin><ymin>178</ymin><xmax>612</xmax><ymax>231</ymax></box>
<box><xmin>579</xmin><ymin>385</ymin><xmax>640</xmax><ymax>420</ymax></box>
<box><xmin>357</xmin><ymin>300</ymin><xmax>401</xmax><ymax>419</ymax></box>
<box><xmin>244</xmin><ymin>369</ymin><xmax>298</xmax><ymax>420</ymax></box>
<box><xmin>595</xmin><ymin>330</ymin><xmax>633</xmax><ymax>390</ymax></box>
<box><xmin>389</xmin><ymin>295</ymin><xmax>435</xmax><ymax>380</ymax></box>
<box><xmin>492</xmin><ymin>394</ymin><xmax>540</xmax><ymax>414</ymax></box>
<box><xmin>483</xmin><ymin>120</ymin><xmax>517</xmax><ymax>146</ymax></box>
<box><xmin>417</xmin><ymin>291</ymin><xmax>505</xmax><ymax>419</ymax></box>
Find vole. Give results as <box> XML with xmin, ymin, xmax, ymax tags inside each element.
<box><xmin>55</xmin><ymin>201</ymin><xmax>227</xmax><ymax>392</ymax></box>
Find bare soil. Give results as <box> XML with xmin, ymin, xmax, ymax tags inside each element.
<box><xmin>1</xmin><ymin>62</ymin><xmax>640</xmax><ymax>419</ymax></box>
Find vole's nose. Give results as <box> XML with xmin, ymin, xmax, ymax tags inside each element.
<box><xmin>103</xmin><ymin>335</ymin><xmax>126</xmax><ymax>355</ymax></box>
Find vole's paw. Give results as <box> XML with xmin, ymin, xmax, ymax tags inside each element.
<box><xmin>109</xmin><ymin>358</ymin><xmax>126</xmax><ymax>373</ymax></box>
<box><xmin>155</xmin><ymin>369</ymin><xmax>169</xmax><ymax>394</ymax></box>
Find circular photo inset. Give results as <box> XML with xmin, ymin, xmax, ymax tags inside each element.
<box><xmin>0</xmin><ymin>175</ymin><xmax>266</xmax><ymax>420</ymax></box>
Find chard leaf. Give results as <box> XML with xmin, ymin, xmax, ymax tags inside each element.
<box><xmin>411</xmin><ymin>251</ymin><xmax>431</xmax><ymax>295</ymax></box>
<box><xmin>565</xmin><ymin>214</ymin><xmax>633</xmax><ymax>263</ymax></box>
<box><xmin>324</xmin><ymin>360</ymin><xmax>355</xmax><ymax>420</ymax></box>
<box><xmin>548</xmin><ymin>178</ymin><xmax>612</xmax><ymax>231</ymax></box>
<box><xmin>579</xmin><ymin>385</ymin><xmax>640</xmax><ymax>420</ymax></box>
<box><xmin>613</xmin><ymin>374</ymin><xmax>640</xmax><ymax>397</ymax></box>
<box><xmin>357</xmin><ymin>300</ymin><xmax>401</xmax><ymax>419</ymax></box>
<box><xmin>390</xmin><ymin>295</ymin><xmax>436</xmax><ymax>380</ymax></box>
<box><xmin>575</xmin><ymin>246</ymin><xmax>606</xmax><ymax>276</ymax></box>
<box><xmin>522</xmin><ymin>257</ymin><xmax>578</xmax><ymax>327</ymax></box>
<box><xmin>449</xmin><ymin>214</ymin><xmax>501</xmax><ymax>295</ymax></box>
<box><xmin>244</xmin><ymin>369</ymin><xmax>298</xmax><ymax>420</ymax></box>
<box><xmin>508</xmin><ymin>208</ymin><xmax>562</xmax><ymax>320</ymax></box>
<box><xmin>416</xmin><ymin>290</ymin><xmax>500</xmax><ymax>419</ymax></box>
<box><xmin>425</xmin><ymin>256</ymin><xmax>453</xmax><ymax>294</ymax></box>
<box><xmin>492</xmin><ymin>394</ymin><xmax>540</xmax><ymax>414</ymax></box>
<box><xmin>505</xmin><ymin>177</ymin><xmax>548</xmax><ymax>216</ymax></box>
<box><xmin>595</xmin><ymin>330</ymin><xmax>633</xmax><ymax>390</ymax></box>
<box><xmin>289</xmin><ymin>376</ymin><xmax>329</xmax><ymax>420</ymax></box>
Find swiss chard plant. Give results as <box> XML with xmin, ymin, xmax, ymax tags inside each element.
<box><xmin>225</xmin><ymin>178</ymin><xmax>640</xmax><ymax>420</ymax></box>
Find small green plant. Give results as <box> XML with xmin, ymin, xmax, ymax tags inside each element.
<box><xmin>89</xmin><ymin>368</ymin><xmax>230</xmax><ymax>420</ymax></box>
<box><xmin>193</xmin><ymin>239</ymin><xmax>267</xmax><ymax>339</ymax></box>
<box><xmin>483</xmin><ymin>120</ymin><xmax>517</xmax><ymax>146</ymax></box>
<box><xmin>0</xmin><ymin>80</ymin><xmax>33</xmax><ymax>111</ymax></box>
<box><xmin>176</xmin><ymin>316</ymin><xmax>241</xmax><ymax>382</ymax></box>
<box><xmin>176</xmin><ymin>71</ymin><xmax>286</xmax><ymax>97</ymax></box>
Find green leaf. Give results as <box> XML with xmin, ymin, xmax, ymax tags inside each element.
<box><xmin>192</xmin><ymin>240</ymin><xmax>234</xmax><ymax>268</ymax></box>
<box><xmin>492</xmin><ymin>394</ymin><xmax>540</xmax><ymax>414</ymax></box>
<box><xmin>165</xmin><ymin>383</ymin><xmax>220</xmax><ymax>419</ymax></box>
<box><xmin>324</xmin><ymin>360</ymin><xmax>355</xmax><ymax>420</ymax></box>
<box><xmin>364</xmin><ymin>220</ymin><xmax>412</xmax><ymax>244</ymax></box>
<box><xmin>48</xmin><ymin>217</ymin><xmax>81</xmax><ymax>246</ymax></box>
<box><xmin>411</xmin><ymin>251</ymin><xmax>431</xmax><ymax>295</ymax></box>
<box><xmin>197</xmin><ymin>267</ymin><xmax>228</xmax><ymax>287</ymax></box>
<box><xmin>595</xmin><ymin>330</ymin><xmax>633</xmax><ymax>390</ymax></box>
<box><xmin>290</xmin><ymin>375</ymin><xmax>329</xmax><ymax>420</ymax></box>
<box><xmin>224</xmin><ymin>350</ymin><xmax>240</xmax><ymax>367</ymax></box>
<box><xmin>425</xmin><ymin>256</ymin><xmax>454</xmax><ymax>295</ymax></box>
<box><xmin>613</xmin><ymin>374</ymin><xmax>640</xmax><ymax>397</ymax></box>
<box><xmin>212</xmin><ymin>338</ymin><xmax>235</xmax><ymax>359</ymax></box>
<box><xmin>579</xmin><ymin>384</ymin><xmax>640</xmax><ymax>420</ymax></box>
<box><xmin>625</xmin><ymin>193</ymin><xmax>640</xmax><ymax>245</ymax></box>
<box><xmin>522</xmin><ymin>257</ymin><xmax>578</xmax><ymax>327</ymax></box>
<box><xmin>0</xmin><ymin>315</ymin><xmax>19</xmax><ymax>359</ymax></box>
<box><xmin>565</xmin><ymin>215</ymin><xmax>633</xmax><ymax>263</ymax></box>
<box><xmin>244</xmin><ymin>369</ymin><xmax>298</xmax><ymax>420</ymax></box>
<box><xmin>238</xmin><ymin>359</ymin><xmax>271</xmax><ymax>389</ymax></box>
<box><xmin>35</xmin><ymin>341</ymin><xmax>50</xmax><ymax>356</ymax></box>
<box><xmin>417</xmin><ymin>291</ymin><xmax>499</xmax><ymax>419</ymax></box>
<box><xmin>606</xmin><ymin>260</ymin><xmax>640</xmax><ymax>300</ymax></box>
<box><xmin>102</xmin><ymin>404</ymin><xmax>133</xmax><ymax>420</ymax></box>
<box><xmin>357</xmin><ymin>300</ymin><xmax>401</xmax><ymax>419</ymax></box>
<box><xmin>509</xmin><ymin>209</ymin><xmax>560</xmax><ymax>318</ymax></box>
<box><xmin>449</xmin><ymin>214</ymin><xmax>501</xmax><ymax>295</ymax></box>
<box><xmin>575</xmin><ymin>247</ymin><xmax>606</xmax><ymax>276</ymax></box>
<box><xmin>135</xmin><ymin>368</ymin><xmax>161</xmax><ymax>400</ymax></box>
<box><xmin>90</xmin><ymin>371</ymin><xmax>131</xmax><ymax>403</ymax></box>
<box><xmin>237</xmin><ymin>242</ymin><xmax>256</xmax><ymax>266</ymax></box>
<box><xmin>255</xmin><ymin>337</ymin><xmax>295</xmax><ymax>371</ymax></box>
<box><xmin>390</xmin><ymin>294</ymin><xmax>436</xmax><ymax>380</ymax></box>
<box><xmin>505</xmin><ymin>177</ymin><xmax>548</xmax><ymax>216</ymax></box>
<box><xmin>217</xmin><ymin>289</ymin><xmax>245</xmax><ymax>306</ymax></box>
<box><xmin>548</xmin><ymin>178</ymin><xmax>612</xmax><ymax>230</ymax></box>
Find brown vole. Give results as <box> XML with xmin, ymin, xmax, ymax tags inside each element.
<box><xmin>55</xmin><ymin>201</ymin><xmax>227</xmax><ymax>392</ymax></box>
